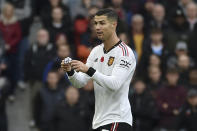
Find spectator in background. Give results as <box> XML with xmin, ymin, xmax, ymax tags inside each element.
<box><xmin>45</xmin><ymin>7</ymin><xmax>71</xmax><ymax>43</ymax></box>
<box><xmin>0</xmin><ymin>3</ymin><xmax>22</xmax><ymax>101</ymax></box>
<box><xmin>40</xmin><ymin>0</ymin><xmax>71</xmax><ymax>27</ymax></box>
<box><xmin>176</xmin><ymin>0</ymin><xmax>193</xmax><ymax>16</ymax></box>
<box><xmin>149</xmin><ymin>4</ymin><xmax>169</xmax><ymax>32</ymax></box>
<box><xmin>111</xmin><ymin>0</ymin><xmax>127</xmax><ymax>21</ymax></box>
<box><xmin>156</xmin><ymin>68</ymin><xmax>187</xmax><ymax>130</ymax></box>
<box><xmin>129</xmin><ymin>79</ymin><xmax>159</xmax><ymax>131</ymax></box>
<box><xmin>177</xmin><ymin>54</ymin><xmax>193</xmax><ymax>86</ymax></box>
<box><xmin>145</xmin><ymin>28</ymin><xmax>168</xmax><ymax>58</ymax></box>
<box><xmin>24</xmin><ymin>29</ymin><xmax>56</xmax><ymax>126</ymax></box>
<box><xmin>34</xmin><ymin>70</ymin><xmax>65</xmax><ymax>131</ymax></box>
<box><xmin>43</xmin><ymin>44</ymin><xmax>71</xmax><ymax>87</ymax></box>
<box><xmin>94</xmin><ymin>0</ymin><xmax>104</xmax><ymax>9</ymax></box>
<box><xmin>67</xmin><ymin>0</ymin><xmax>97</xmax><ymax>19</ymax></box>
<box><xmin>80</xmin><ymin>5</ymin><xmax>101</xmax><ymax>49</ymax></box>
<box><xmin>176</xmin><ymin>89</ymin><xmax>197</xmax><ymax>131</ymax></box>
<box><xmin>55</xmin><ymin>33</ymin><xmax>76</xmax><ymax>57</ymax></box>
<box><xmin>146</xmin><ymin>65</ymin><xmax>163</xmax><ymax>98</ymax></box>
<box><xmin>24</xmin><ymin>29</ymin><xmax>55</xmax><ymax>86</ymax></box>
<box><xmin>87</xmin><ymin>5</ymin><xmax>100</xmax><ymax>21</ymax></box>
<box><xmin>188</xmin><ymin>67</ymin><xmax>197</xmax><ymax>89</ymax></box>
<box><xmin>158</xmin><ymin>0</ymin><xmax>179</xmax><ymax>19</ymax></box>
<box><xmin>185</xmin><ymin>2</ymin><xmax>197</xmax><ymax>32</ymax></box>
<box><xmin>129</xmin><ymin>14</ymin><xmax>148</xmax><ymax>62</ymax></box>
<box><xmin>138</xmin><ymin>53</ymin><xmax>162</xmax><ymax>79</ymax></box>
<box><xmin>166</xmin><ymin>8</ymin><xmax>189</xmax><ymax>53</ymax></box>
<box><xmin>0</xmin><ymin>0</ymin><xmax>32</xmax><ymax>20</ymax></box>
<box><xmin>139</xmin><ymin>28</ymin><xmax>168</xmax><ymax>76</ymax></box>
<box><xmin>122</xmin><ymin>0</ymin><xmax>146</xmax><ymax>14</ymax></box>
<box><xmin>52</xmin><ymin>86</ymin><xmax>88</xmax><ymax>131</ymax></box>
<box><xmin>118</xmin><ymin>32</ymin><xmax>130</xmax><ymax>45</ymax></box>
<box><xmin>149</xmin><ymin>54</ymin><xmax>162</xmax><ymax>68</ymax></box>
<box><xmin>73</xmin><ymin>15</ymin><xmax>90</xmax><ymax>63</ymax></box>
<box><xmin>167</xmin><ymin>41</ymin><xmax>192</xmax><ymax>69</ymax></box>
<box><xmin>109</xmin><ymin>0</ymin><xmax>129</xmax><ymax>33</ymax></box>
<box><xmin>140</xmin><ymin>0</ymin><xmax>155</xmax><ymax>24</ymax></box>
<box><xmin>55</xmin><ymin>34</ymin><xmax>69</xmax><ymax>48</ymax></box>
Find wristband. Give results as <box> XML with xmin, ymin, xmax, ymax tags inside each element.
<box><xmin>67</xmin><ymin>69</ymin><xmax>74</xmax><ymax>76</ymax></box>
<box><xmin>86</xmin><ymin>67</ymin><xmax>96</xmax><ymax>77</ymax></box>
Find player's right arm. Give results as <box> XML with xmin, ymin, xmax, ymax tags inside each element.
<box><xmin>61</xmin><ymin>47</ymin><xmax>96</xmax><ymax>88</ymax></box>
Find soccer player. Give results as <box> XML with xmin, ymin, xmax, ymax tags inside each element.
<box><xmin>61</xmin><ymin>9</ymin><xmax>136</xmax><ymax>131</ymax></box>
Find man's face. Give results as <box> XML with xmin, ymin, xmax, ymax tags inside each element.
<box><xmin>151</xmin><ymin>33</ymin><xmax>163</xmax><ymax>43</ymax></box>
<box><xmin>52</xmin><ymin>8</ymin><xmax>63</xmax><ymax>21</ymax></box>
<box><xmin>134</xmin><ymin>81</ymin><xmax>146</xmax><ymax>94</ymax></box>
<box><xmin>132</xmin><ymin>18</ymin><xmax>144</xmax><ymax>32</ymax></box>
<box><xmin>149</xmin><ymin>67</ymin><xmax>161</xmax><ymax>82</ymax></box>
<box><xmin>186</xmin><ymin>4</ymin><xmax>197</xmax><ymax>19</ymax></box>
<box><xmin>47</xmin><ymin>72</ymin><xmax>59</xmax><ymax>89</ymax></box>
<box><xmin>65</xmin><ymin>87</ymin><xmax>79</xmax><ymax>105</ymax></box>
<box><xmin>152</xmin><ymin>5</ymin><xmax>165</xmax><ymax>22</ymax></box>
<box><xmin>57</xmin><ymin>45</ymin><xmax>70</xmax><ymax>59</ymax></box>
<box><xmin>166</xmin><ymin>73</ymin><xmax>179</xmax><ymax>86</ymax></box>
<box><xmin>37</xmin><ymin>30</ymin><xmax>49</xmax><ymax>45</ymax></box>
<box><xmin>94</xmin><ymin>15</ymin><xmax>115</xmax><ymax>41</ymax></box>
<box><xmin>188</xmin><ymin>96</ymin><xmax>197</xmax><ymax>106</ymax></box>
<box><xmin>149</xmin><ymin>54</ymin><xmax>161</xmax><ymax>66</ymax></box>
<box><xmin>178</xmin><ymin>55</ymin><xmax>190</xmax><ymax>69</ymax></box>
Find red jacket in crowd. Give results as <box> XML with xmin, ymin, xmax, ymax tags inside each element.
<box><xmin>0</xmin><ymin>21</ymin><xmax>21</xmax><ymax>53</ymax></box>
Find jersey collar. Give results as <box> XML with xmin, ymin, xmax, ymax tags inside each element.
<box><xmin>103</xmin><ymin>40</ymin><xmax>122</xmax><ymax>54</ymax></box>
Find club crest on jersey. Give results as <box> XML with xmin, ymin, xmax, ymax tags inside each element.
<box><xmin>108</xmin><ymin>56</ymin><xmax>115</xmax><ymax>66</ymax></box>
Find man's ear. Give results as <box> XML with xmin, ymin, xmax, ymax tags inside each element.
<box><xmin>111</xmin><ymin>21</ymin><xmax>117</xmax><ymax>28</ymax></box>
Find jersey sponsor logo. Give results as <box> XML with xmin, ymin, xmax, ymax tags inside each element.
<box><xmin>108</xmin><ymin>56</ymin><xmax>115</xmax><ymax>66</ymax></box>
<box><xmin>120</xmin><ymin>60</ymin><xmax>131</xmax><ymax>68</ymax></box>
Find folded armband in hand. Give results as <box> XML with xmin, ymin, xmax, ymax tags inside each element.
<box><xmin>63</xmin><ymin>57</ymin><xmax>74</xmax><ymax>76</ymax></box>
<box><xmin>64</xmin><ymin>57</ymin><xmax>72</xmax><ymax>64</ymax></box>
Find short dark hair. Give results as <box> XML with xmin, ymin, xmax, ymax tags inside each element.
<box><xmin>48</xmin><ymin>69</ymin><xmax>58</xmax><ymax>74</ymax></box>
<box><xmin>166</xmin><ymin>67</ymin><xmax>179</xmax><ymax>74</ymax></box>
<box><xmin>151</xmin><ymin>28</ymin><xmax>163</xmax><ymax>35</ymax></box>
<box><xmin>94</xmin><ymin>8</ymin><xmax>118</xmax><ymax>22</ymax></box>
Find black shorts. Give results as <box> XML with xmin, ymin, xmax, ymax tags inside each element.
<box><xmin>93</xmin><ymin>122</ymin><xmax>132</xmax><ymax>131</ymax></box>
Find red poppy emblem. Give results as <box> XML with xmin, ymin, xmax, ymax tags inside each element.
<box><xmin>100</xmin><ymin>56</ymin><xmax>104</xmax><ymax>62</ymax></box>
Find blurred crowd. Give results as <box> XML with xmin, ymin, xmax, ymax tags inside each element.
<box><xmin>0</xmin><ymin>0</ymin><xmax>197</xmax><ymax>131</ymax></box>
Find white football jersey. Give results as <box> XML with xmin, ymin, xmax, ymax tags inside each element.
<box><xmin>68</xmin><ymin>40</ymin><xmax>136</xmax><ymax>129</ymax></box>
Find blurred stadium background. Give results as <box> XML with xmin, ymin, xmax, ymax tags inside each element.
<box><xmin>0</xmin><ymin>0</ymin><xmax>197</xmax><ymax>131</ymax></box>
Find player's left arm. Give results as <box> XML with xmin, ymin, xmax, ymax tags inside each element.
<box><xmin>91</xmin><ymin>55</ymin><xmax>136</xmax><ymax>91</ymax></box>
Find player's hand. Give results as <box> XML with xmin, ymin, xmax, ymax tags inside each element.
<box><xmin>71</xmin><ymin>60</ymin><xmax>89</xmax><ymax>73</ymax></box>
<box><xmin>61</xmin><ymin>60</ymin><xmax>72</xmax><ymax>72</ymax></box>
